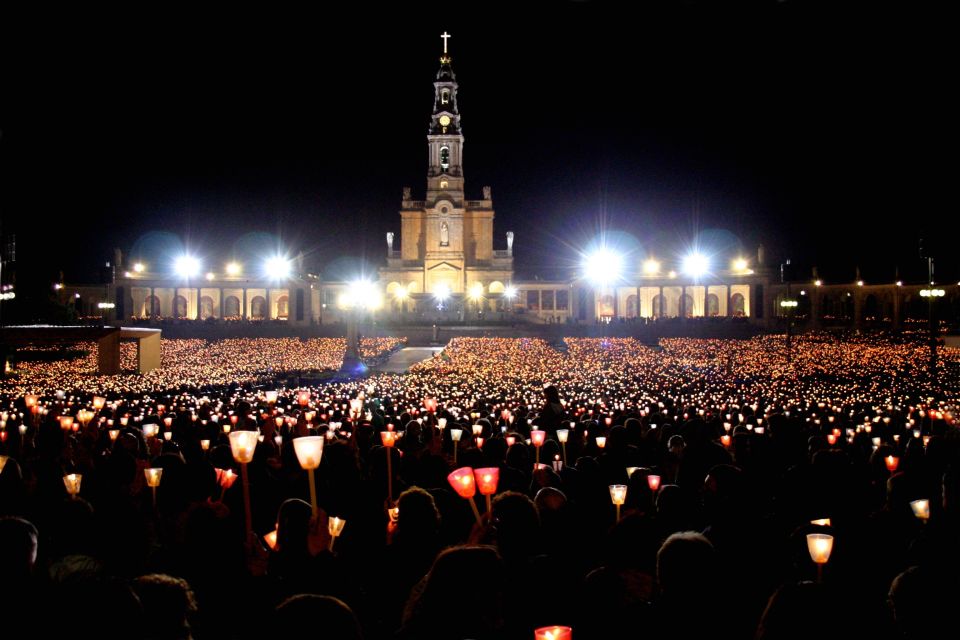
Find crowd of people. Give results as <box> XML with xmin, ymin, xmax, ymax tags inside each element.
<box><xmin>0</xmin><ymin>332</ymin><xmax>958</xmax><ymax>638</ymax></box>
<box><xmin>0</xmin><ymin>337</ymin><xmax>405</xmax><ymax>398</ymax></box>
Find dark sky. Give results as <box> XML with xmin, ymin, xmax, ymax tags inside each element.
<box><xmin>0</xmin><ymin>2</ymin><xmax>954</xmax><ymax>293</ymax></box>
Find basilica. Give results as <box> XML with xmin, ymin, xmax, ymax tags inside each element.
<box><xmin>65</xmin><ymin>35</ymin><xmax>943</xmax><ymax>332</ymax></box>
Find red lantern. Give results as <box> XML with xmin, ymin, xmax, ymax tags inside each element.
<box><xmin>447</xmin><ymin>467</ymin><xmax>476</xmax><ymax>499</ymax></box>
<box><xmin>381</xmin><ymin>431</ymin><xmax>397</xmax><ymax>447</ymax></box>
<box><xmin>647</xmin><ymin>474</ymin><xmax>661</xmax><ymax>492</ymax></box>
<box><xmin>474</xmin><ymin>467</ymin><xmax>499</xmax><ymax>496</ymax></box>
<box><xmin>885</xmin><ymin>455</ymin><xmax>899</xmax><ymax>472</ymax></box>
<box><xmin>530</xmin><ymin>430</ymin><xmax>546</xmax><ymax>447</ymax></box>
<box><xmin>424</xmin><ymin>398</ymin><xmax>438</xmax><ymax>413</ymax></box>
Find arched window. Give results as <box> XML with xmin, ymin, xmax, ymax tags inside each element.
<box><xmin>707</xmin><ymin>293</ymin><xmax>720</xmax><ymax>317</ymax></box>
<box><xmin>441</xmin><ymin>89</ymin><xmax>450</xmax><ymax>104</ymax></box>
<box><xmin>200</xmin><ymin>296</ymin><xmax>215</xmax><ymax>320</ymax></box>
<box><xmin>250</xmin><ymin>296</ymin><xmax>267</xmax><ymax>320</ymax></box>
<box><xmin>440</xmin><ymin>146</ymin><xmax>450</xmax><ymax>172</ymax></box>
<box><xmin>224</xmin><ymin>296</ymin><xmax>240</xmax><ymax>318</ymax></box>
<box><xmin>682</xmin><ymin>294</ymin><xmax>694</xmax><ymax>318</ymax></box>
<box><xmin>277</xmin><ymin>295</ymin><xmax>289</xmax><ymax>319</ymax></box>
<box><xmin>731</xmin><ymin>293</ymin><xmax>745</xmax><ymax>317</ymax></box>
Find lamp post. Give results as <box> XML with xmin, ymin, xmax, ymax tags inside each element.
<box><xmin>920</xmin><ymin>285</ymin><xmax>944</xmax><ymax>373</ymax></box>
<box><xmin>780</xmin><ymin>299</ymin><xmax>798</xmax><ymax>363</ymax></box>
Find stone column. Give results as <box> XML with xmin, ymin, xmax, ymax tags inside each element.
<box><xmin>659</xmin><ymin>286</ymin><xmax>664</xmax><ymax>318</ymax></box>
<box><xmin>680</xmin><ymin>286</ymin><xmax>686</xmax><ymax>319</ymax></box>
<box><xmin>219</xmin><ymin>289</ymin><xmax>224</xmax><ymax>319</ymax></box>
<box><xmin>196</xmin><ymin>287</ymin><xmax>202</xmax><ymax>320</ymax></box>
<box><xmin>150</xmin><ymin>287</ymin><xmax>155</xmax><ymax>318</ymax></box>
<box><xmin>702</xmin><ymin>285</ymin><xmax>708</xmax><ymax>318</ymax></box>
<box><xmin>266</xmin><ymin>289</ymin><xmax>272</xmax><ymax>320</ymax></box>
<box><xmin>726</xmin><ymin>285</ymin><xmax>733</xmax><ymax>318</ymax></box>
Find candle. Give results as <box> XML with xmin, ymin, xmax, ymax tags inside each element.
<box><xmin>534</xmin><ymin>626</ymin><xmax>572</xmax><ymax>640</ymax></box>
<box><xmin>447</xmin><ymin>467</ymin><xmax>482</xmax><ymax>524</ymax></box>
<box><xmin>200</xmin><ymin>438</ymin><xmax>210</xmax><ymax>451</ymax></box>
<box><xmin>328</xmin><ymin>516</ymin><xmax>346</xmax><ymax>551</ymax></box>
<box><xmin>144</xmin><ymin>467</ymin><xmax>163</xmax><ymax>508</ymax></box>
<box><xmin>265</xmin><ymin>391</ymin><xmax>278</xmax><ymax>404</ymax></box>
<box><xmin>720</xmin><ymin>435</ymin><xmax>731</xmax><ymax>447</ymax></box>
<box><xmin>884</xmin><ymin>456</ymin><xmax>899</xmax><ymax>472</ymax></box>
<box><xmin>142</xmin><ymin>423</ymin><xmax>159</xmax><ymax>439</ymax></box>
<box><xmin>474</xmin><ymin>467</ymin><xmax>499</xmax><ymax>513</ymax></box>
<box><xmin>59</xmin><ymin>415</ymin><xmax>74</xmax><ymax>431</ymax></box>
<box><xmin>609</xmin><ymin>484</ymin><xmax>627</xmax><ymax>521</ymax></box>
<box><xmin>531</xmin><ymin>430</ymin><xmax>546</xmax><ymax>465</ymax></box>
<box><xmin>63</xmin><ymin>473</ymin><xmax>82</xmax><ymax>498</ymax></box>
<box><xmin>294</xmin><ymin>436</ymin><xmax>325</xmax><ymax>513</ymax></box>
<box><xmin>506</xmin><ymin>435</ymin><xmax>516</xmax><ymax>447</ymax></box>
<box><xmin>595</xmin><ymin>436</ymin><xmax>606</xmax><ymax>449</ymax></box>
<box><xmin>910</xmin><ymin>499</ymin><xmax>930</xmax><ymax>522</ymax></box>
<box><xmin>625</xmin><ymin>466</ymin><xmax>640</xmax><ymax>479</ymax></box>
<box><xmin>647</xmin><ymin>474</ymin><xmax>661</xmax><ymax>492</ymax></box>
<box><xmin>810</xmin><ymin>518</ymin><xmax>831</xmax><ymax>527</ymax></box>
<box><xmin>263</xmin><ymin>527</ymin><xmax>279</xmax><ymax>551</ymax></box>
<box><xmin>806</xmin><ymin>533</ymin><xmax>833</xmax><ymax>565</ymax></box>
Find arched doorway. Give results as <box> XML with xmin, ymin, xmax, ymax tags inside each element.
<box><xmin>200</xmin><ymin>296</ymin><xmax>215</xmax><ymax>320</ymax></box>
<box><xmin>652</xmin><ymin>294</ymin><xmax>663</xmax><ymax>318</ymax></box>
<box><xmin>276</xmin><ymin>295</ymin><xmax>289</xmax><ymax>319</ymax></box>
<box><xmin>145</xmin><ymin>295</ymin><xmax>161</xmax><ymax>318</ymax></box>
<box><xmin>224</xmin><ymin>296</ymin><xmax>240</xmax><ymax>318</ymax></box>
<box><xmin>626</xmin><ymin>295</ymin><xmax>638</xmax><ymax>318</ymax></box>
<box><xmin>682</xmin><ymin>294</ymin><xmax>694</xmax><ymax>318</ymax></box>
<box><xmin>731</xmin><ymin>293</ymin><xmax>745</xmax><ymax>317</ymax></box>
<box><xmin>173</xmin><ymin>295</ymin><xmax>188</xmax><ymax>319</ymax></box>
<box><xmin>707</xmin><ymin>293</ymin><xmax>720</xmax><ymax>317</ymax></box>
<box><xmin>250</xmin><ymin>296</ymin><xmax>267</xmax><ymax>320</ymax></box>
<box><xmin>599</xmin><ymin>294</ymin><xmax>615</xmax><ymax>318</ymax></box>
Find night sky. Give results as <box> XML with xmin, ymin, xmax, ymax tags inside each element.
<box><xmin>0</xmin><ymin>2</ymin><xmax>953</xmax><ymax>298</ymax></box>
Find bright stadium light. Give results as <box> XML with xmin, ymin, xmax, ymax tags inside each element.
<box><xmin>469</xmin><ymin>282</ymin><xmax>484</xmax><ymax>301</ymax></box>
<box><xmin>504</xmin><ymin>285</ymin><xmax>518</xmax><ymax>300</ymax></box>
<box><xmin>643</xmin><ymin>259</ymin><xmax>660</xmax><ymax>275</ymax></box>
<box><xmin>434</xmin><ymin>283</ymin><xmax>451</xmax><ymax>302</ymax></box>
<box><xmin>133</xmin><ymin>262</ymin><xmax>145</xmax><ymax>273</ymax></box>
<box><xmin>342</xmin><ymin>279</ymin><xmax>383</xmax><ymax>310</ymax></box>
<box><xmin>226</xmin><ymin>262</ymin><xmax>242</xmax><ymax>276</ymax></box>
<box><xmin>683</xmin><ymin>253</ymin><xmax>709</xmax><ymax>278</ymax></box>
<box><xmin>205</xmin><ymin>272</ymin><xmax>216</xmax><ymax>281</ymax></box>
<box><xmin>583</xmin><ymin>248</ymin><xmax>623</xmax><ymax>287</ymax></box>
<box><xmin>174</xmin><ymin>256</ymin><xmax>200</xmax><ymax>279</ymax></box>
<box><xmin>265</xmin><ymin>257</ymin><xmax>291</xmax><ymax>280</ymax></box>
<box><xmin>732</xmin><ymin>257</ymin><xmax>748</xmax><ymax>272</ymax></box>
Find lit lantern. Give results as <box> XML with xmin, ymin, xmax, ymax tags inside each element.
<box><xmin>552</xmin><ymin>454</ymin><xmax>563</xmax><ymax>472</ymax></box>
<box><xmin>474</xmin><ymin>467</ymin><xmax>499</xmax><ymax>512</ymax></box>
<box><xmin>200</xmin><ymin>439</ymin><xmax>211</xmax><ymax>451</ymax></box>
<box><xmin>531</xmin><ymin>430</ymin><xmax>546</xmax><ymax>465</ymax></box>
<box><xmin>264</xmin><ymin>527</ymin><xmax>279</xmax><ymax>551</ymax></box>
<box><xmin>388</xmin><ymin>506</ymin><xmax>399</xmax><ymax>524</ymax></box>
<box><xmin>163</xmin><ymin>416</ymin><xmax>173</xmax><ymax>428</ymax></box>
<box><xmin>108</xmin><ymin>429</ymin><xmax>120</xmax><ymax>442</ymax></box>
<box><xmin>448</xmin><ymin>467</ymin><xmax>482</xmax><ymax>524</ymax></box>
<box><xmin>59</xmin><ymin>415</ymin><xmax>74</xmax><ymax>431</ymax></box>
<box><xmin>145</xmin><ymin>467</ymin><xmax>163</xmax><ymax>508</ymax></box>
<box><xmin>437</xmin><ymin>417</ymin><xmax>447</xmax><ymax>430</ymax></box>
<box><xmin>265</xmin><ymin>391</ymin><xmax>278</xmax><ymax>404</ymax></box>
<box><xmin>328</xmin><ymin>516</ymin><xmax>346</xmax><ymax>551</ymax></box>
<box><xmin>297</xmin><ymin>391</ymin><xmax>310</xmax><ymax>406</ymax></box>
<box><xmin>811</xmin><ymin>518</ymin><xmax>831</xmax><ymax>527</ymax></box>
<box><xmin>826</xmin><ymin>434</ymin><xmax>837</xmax><ymax>445</ymax></box>
<box><xmin>349</xmin><ymin>397</ymin><xmax>363</xmax><ymax>418</ymax></box>
<box><xmin>63</xmin><ymin>473</ymin><xmax>82</xmax><ymax>498</ymax></box>
<box><xmin>450</xmin><ymin>428</ymin><xmax>463</xmax><ymax>465</ymax></box>
<box><xmin>229</xmin><ymin>430</ymin><xmax>258</xmax><ymax>464</ymax></box>
<box><xmin>142</xmin><ymin>423</ymin><xmax>159</xmax><ymax>439</ymax></box>
<box><xmin>0</xmin><ymin>455</ymin><xmax>8</xmax><ymax>474</ymax></box>
<box><xmin>380</xmin><ymin>431</ymin><xmax>396</xmax><ymax>502</ymax></box>
<box><xmin>229</xmin><ymin>430</ymin><xmax>258</xmax><ymax>539</ymax></box>
<box><xmin>595</xmin><ymin>436</ymin><xmax>606</xmax><ymax>449</ymax></box>
<box><xmin>806</xmin><ymin>533</ymin><xmax>834</xmax><ymax>582</ymax></box>
<box><xmin>534</xmin><ymin>626</ymin><xmax>573</xmax><ymax>640</ymax></box>
<box><xmin>424</xmin><ymin>397</ymin><xmax>438</xmax><ymax>413</ymax></box>
<box><xmin>910</xmin><ymin>499</ymin><xmax>930</xmax><ymax>522</ymax></box>
<box><xmin>293</xmin><ymin>436</ymin><xmax>324</xmax><ymax>513</ymax></box>
<box><xmin>871</xmin><ymin>437</ymin><xmax>881</xmax><ymax>449</ymax></box>
<box><xmin>609</xmin><ymin>484</ymin><xmax>627</xmax><ymax>521</ymax></box>
<box><xmin>720</xmin><ymin>435</ymin><xmax>731</xmax><ymax>447</ymax></box>
<box><xmin>626</xmin><ymin>466</ymin><xmax>640</xmax><ymax>479</ymax></box>
<box><xmin>556</xmin><ymin>428</ymin><xmax>569</xmax><ymax>465</ymax></box>
<box><xmin>647</xmin><ymin>474</ymin><xmax>661</xmax><ymax>492</ymax></box>
<box><xmin>885</xmin><ymin>456</ymin><xmax>899</xmax><ymax>472</ymax></box>
<box><xmin>24</xmin><ymin>395</ymin><xmax>38</xmax><ymax>408</ymax></box>
<box><xmin>506</xmin><ymin>435</ymin><xmax>516</xmax><ymax>447</ymax></box>
<box><xmin>92</xmin><ymin>396</ymin><xmax>106</xmax><ymax>411</ymax></box>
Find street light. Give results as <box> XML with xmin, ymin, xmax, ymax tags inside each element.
<box><xmin>921</xmin><ymin>287</ymin><xmax>945</xmax><ymax>372</ymax></box>
<box><xmin>174</xmin><ymin>256</ymin><xmax>200</xmax><ymax>279</ymax></box>
<box><xmin>264</xmin><ymin>256</ymin><xmax>291</xmax><ymax>280</ymax></box>
<box><xmin>643</xmin><ymin>258</ymin><xmax>660</xmax><ymax>276</ymax></box>
<box><xmin>683</xmin><ymin>253</ymin><xmax>708</xmax><ymax>278</ymax></box>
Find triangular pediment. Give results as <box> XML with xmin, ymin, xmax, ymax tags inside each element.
<box><xmin>427</xmin><ymin>261</ymin><xmax>462</xmax><ymax>272</ymax></box>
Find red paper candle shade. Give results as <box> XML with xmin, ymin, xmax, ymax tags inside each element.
<box><xmin>474</xmin><ymin>467</ymin><xmax>499</xmax><ymax>496</ymax></box>
<box><xmin>447</xmin><ymin>467</ymin><xmax>476</xmax><ymax>499</ymax></box>
<box><xmin>530</xmin><ymin>430</ymin><xmax>546</xmax><ymax>447</ymax></box>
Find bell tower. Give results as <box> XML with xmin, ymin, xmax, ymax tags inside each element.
<box><xmin>426</xmin><ymin>31</ymin><xmax>464</xmax><ymax>201</ymax></box>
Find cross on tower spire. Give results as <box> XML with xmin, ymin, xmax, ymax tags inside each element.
<box><xmin>441</xmin><ymin>31</ymin><xmax>451</xmax><ymax>54</ymax></box>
